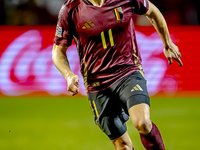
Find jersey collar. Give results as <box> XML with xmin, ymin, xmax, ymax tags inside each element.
<box><xmin>82</xmin><ymin>0</ymin><xmax>107</xmax><ymax>6</ymax></box>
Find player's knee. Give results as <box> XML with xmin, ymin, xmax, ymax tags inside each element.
<box><xmin>135</xmin><ymin>119</ymin><xmax>152</xmax><ymax>135</ymax></box>
<box><xmin>119</xmin><ymin>144</ymin><xmax>132</xmax><ymax>150</ymax></box>
<box><xmin>111</xmin><ymin>132</ymin><xmax>133</xmax><ymax>150</ymax></box>
<box><xmin>114</xmin><ymin>141</ymin><xmax>132</xmax><ymax>150</ymax></box>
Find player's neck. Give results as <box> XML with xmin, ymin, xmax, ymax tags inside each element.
<box><xmin>88</xmin><ymin>0</ymin><xmax>105</xmax><ymax>7</ymax></box>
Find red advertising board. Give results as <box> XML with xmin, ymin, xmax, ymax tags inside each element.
<box><xmin>0</xmin><ymin>25</ymin><xmax>200</xmax><ymax>97</ymax></box>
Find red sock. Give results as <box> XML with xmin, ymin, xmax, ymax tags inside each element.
<box><xmin>140</xmin><ymin>122</ymin><xmax>165</xmax><ymax>150</ymax></box>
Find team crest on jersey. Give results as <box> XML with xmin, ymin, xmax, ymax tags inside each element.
<box><xmin>113</xmin><ymin>7</ymin><xmax>123</xmax><ymax>21</ymax></box>
<box><xmin>55</xmin><ymin>25</ymin><xmax>63</xmax><ymax>37</ymax></box>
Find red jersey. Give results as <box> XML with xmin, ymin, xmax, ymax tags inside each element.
<box><xmin>54</xmin><ymin>0</ymin><xmax>149</xmax><ymax>93</ymax></box>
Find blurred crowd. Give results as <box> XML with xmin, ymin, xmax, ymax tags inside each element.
<box><xmin>0</xmin><ymin>0</ymin><xmax>199</xmax><ymax>25</ymax></box>
<box><xmin>0</xmin><ymin>0</ymin><xmax>65</xmax><ymax>25</ymax></box>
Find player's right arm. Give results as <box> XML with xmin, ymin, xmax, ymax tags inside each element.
<box><xmin>52</xmin><ymin>44</ymin><xmax>79</xmax><ymax>96</ymax></box>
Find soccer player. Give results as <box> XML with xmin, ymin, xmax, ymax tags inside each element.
<box><xmin>52</xmin><ymin>0</ymin><xmax>183</xmax><ymax>149</ymax></box>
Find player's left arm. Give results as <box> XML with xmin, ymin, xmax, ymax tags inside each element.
<box><xmin>144</xmin><ymin>1</ymin><xmax>183</xmax><ymax>66</ymax></box>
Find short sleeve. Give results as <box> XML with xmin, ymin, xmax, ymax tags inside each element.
<box><xmin>53</xmin><ymin>4</ymin><xmax>74</xmax><ymax>47</ymax></box>
<box><xmin>131</xmin><ymin>0</ymin><xmax>149</xmax><ymax>15</ymax></box>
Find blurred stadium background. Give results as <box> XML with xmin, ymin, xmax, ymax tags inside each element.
<box><xmin>0</xmin><ymin>0</ymin><xmax>200</xmax><ymax>150</ymax></box>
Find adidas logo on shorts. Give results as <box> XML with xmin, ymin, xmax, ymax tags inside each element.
<box><xmin>131</xmin><ymin>84</ymin><xmax>143</xmax><ymax>92</ymax></box>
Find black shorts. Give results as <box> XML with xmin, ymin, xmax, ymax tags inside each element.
<box><xmin>87</xmin><ymin>71</ymin><xmax>150</xmax><ymax>140</ymax></box>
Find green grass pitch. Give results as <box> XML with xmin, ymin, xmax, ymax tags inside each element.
<box><xmin>0</xmin><ymin>96</ymin><xmax>200</xmax><ymax>150</ymax></box>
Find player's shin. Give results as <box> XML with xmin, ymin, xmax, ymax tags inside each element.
<box><xmin>139</xmin><ymin>122</ymin><xmax>165</xmax><ymax>150</ymax></box>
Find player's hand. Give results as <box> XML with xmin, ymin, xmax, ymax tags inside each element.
<box><xmin>164</xmin><ymin>43</ymin><xmax>183</xmax><ymax>67</ymax></box>
<box><xmin>66</xmin><ymin>74</ymin><xmax>80</xmax><ymax>96</ymax></box>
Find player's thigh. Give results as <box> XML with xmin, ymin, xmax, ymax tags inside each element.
<box><xmin>117</xmin><ymin>71</ymin><xmax>150</xmax><ymax>112</ymax></box>
<box><xmin>116</xmin><ymin>71</ymin><xmax>152</xmax><ymax>133</ymax></box>
<box><xmin>111</xmin><ymin>131</ymin><xmax>132</xmax><ymax>150</ymax></box>
<box><xmin>87</xmin><ymin>90</ymin><xmax>129</xmax><ymax>140</ymax></box>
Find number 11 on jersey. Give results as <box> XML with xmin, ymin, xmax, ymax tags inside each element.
<box><xmin>101</xmin><ymin>29</ymin><xmax>114</xmax><ymax>49</ymax></box>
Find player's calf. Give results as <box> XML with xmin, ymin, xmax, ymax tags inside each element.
<box><xmin>140</xmin><ymin>122</ymin><xmax>165</xmax><ymax>150</ymax></box>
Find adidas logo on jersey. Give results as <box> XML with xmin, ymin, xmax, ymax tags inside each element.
<box><xmin>92</xmin><ymin>82</ymin><xmax>100</xmax><ymax>87</ymax></box>
<box><xmin>131</xmin><ymin>84</ymin><xmax>143</xmax><ymax>92</ymax></box>
<box><xmin>82</xmin><ymin>20</ymin><xmax>94</xmax><ymax>29</ymax></box>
